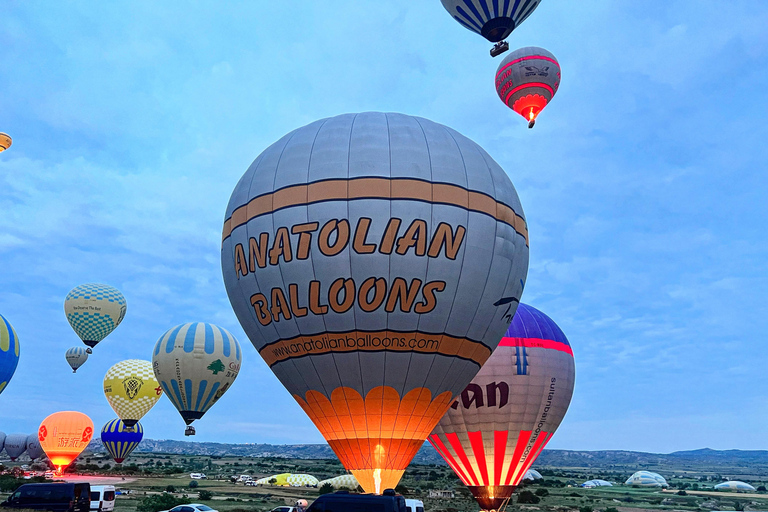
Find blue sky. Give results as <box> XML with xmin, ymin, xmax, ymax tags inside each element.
<box><xmin>1</xmin><ymin>1</ymin><xmax>767</xmax><ymax>453</ymax></box>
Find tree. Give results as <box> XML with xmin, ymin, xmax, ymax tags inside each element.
<box><xmin>677</xmin><ymin>490</ymin><xmax>687</xmax><ymax>496</ymax></box>
<box><xmin>198</xmin><ymin>491</ymin><xmax>213</xmax><ymax>500</ymax></box>
<box><xmin>535</xmin><ymin>488</ymin><xmax>549</xmax><ymax>497</ymax></box>
<box><xmin>319</xmin><ymin>483</ymin><xmax>334</xmax><ymax>495</ymax></box>
<box><xmin>189</xmin><ymin>481</ymin><xmax>198</xmax><ymax>489</ymax></box>
<box><xmin>207</xmin><ymin>360</ymin><xmax>226</xmax><ymax>374</ymax></box>
<box><xmin>579</xmin><ymin>506</ymin><xmax>593</xmax><ymax>512</ymax></box>
<box><xmin>166</xmin><ymin>485</ymin><xmax>176</xmax><ymax>493</ymax></box>
<box><xmin>758</xmin><ymin>486</ymin><xmax>766</xmax><ymax>492</ymax></box>
<box><xmin>395</xmin><ymin>484</ymin><xmax>409</xmax><ymax>495</ymax></box>
<box><xmin>517</xmin><ymin>491</ymin><xmax>540</xmax><ymax>504</ymax></box>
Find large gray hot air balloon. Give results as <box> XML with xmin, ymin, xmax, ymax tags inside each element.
<box><xmin>429</xmin><ymin>303</ymin><xmax>575</xmax><ymax>511</ymax></box>
<box><xmin>4</xmin><ymin>433</ymin><xmax>28</xmax><ymax>461</ymax></box>
<box><xmin>0</xmin><ymin>431</ymin><xmax>6</xmax><ymax>454</ymax></box>
<box><xmin>222</xmin><ymin>112</ymin><xmax>529</xmax><ymax>494</ymax></box>
<box><xmin>26</xmin><ymin>434</ymin><xmax>45</xmax><ymax>461</ymax></box>
<box><xmin>440</xmin><ymin>0</ymin><xmax>542</xmax><ymax>56</ymax></box>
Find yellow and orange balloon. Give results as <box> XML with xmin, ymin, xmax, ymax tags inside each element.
<box><xmin>38</xmin><ymin>411</ymin><xmax>93</xmax><ymax>473</ymax></box>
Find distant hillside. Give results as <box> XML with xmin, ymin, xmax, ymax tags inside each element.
<box><xmin>85</xmin><ymin>439</ymin><xmax>768</xmax><ymax>471</ymax></box>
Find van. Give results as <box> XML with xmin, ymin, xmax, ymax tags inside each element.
<box><xmin>189</xmin><ymin>474</ymin><xmax>207</xmax><ymax>480</ymax></box>
<box><xmin>89</xmin><ymin>486</ymin><xmax>115</xmax><ymax>512</ymax></box>
<box><xmin>237</xmin><ymin>475</ymin><xmax>251</xmax><ymax>482</ymax></box>
<box><xmin>405</xmin><ymin>499</ymin><xmax>424</xmax><ymax>512</ymax></box>
<box><xmin>1</xmin><ymin>482</ymin><xmax>90</xmax><ymax>512</ymax></box>
<box><xmin>306</xmin><ymin>489</ymin><xmax>406</xmax><ymax>512</ymax></box>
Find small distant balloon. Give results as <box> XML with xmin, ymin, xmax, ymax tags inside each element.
<box><xmin>495</xmin><ymin>46</ymin><xmax>561</xmax><ymax>128</ymax></box>
<box><xmin>38</xmin><ymin>411</ymin><xmax>93</xmax><ymax>473</ymax></box>
<box><xmin>65</xmin><ymin>347</ymin><xmax>89</xmax><ymax>373</ymax></box>
<box><xmin>64</xmin><ymin>283</ymin><xmax>126</xmax><ymax>353</ymax></box>
<box><xmin>4</xmin><ymin>433</ymin><xmax>27</xmax><ymax>461</ymax></box>
<box><xmin>152</xmin><ymin>323</ymin><xmax>242</xmax><ymax>436</ymax></box>
<box><xmin>101</xmin><ymin>419</ymin><xmax>143</xmax><ymax>463</ymax></box>
<box><xmin>440</xmin><ymin>0</ymin><xmax>542</xmax><ymax>56</ymax></box>
<box><xmin>26</xmin><ymin>434</ymin><xmax>45</xmax><ymax>461</ymax></box>
<box><xmin>0</xmin><ymin>314</ymin><xmax>20</xmax><ymax>395</ymax></box>
<box><xmin>103</xmin><ymin>360</ymin><xmax>162</xmax><ymax>428</ymax></box>
<box><xmin>0</xmin><ymin>133</ymin><xmax>11</xmax><ymax>153</ymax></box>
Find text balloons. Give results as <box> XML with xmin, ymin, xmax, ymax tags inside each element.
<box><xmin>64</xmin><ymin>283</ymin><xmax>126</xmax><ymax>353</ymax></box>
<box><xmin>429</xmin><ymin>304</ymin><xmax>575</xmax><ymax>511</ymax></box>
<box><xmin>38</xmin><ymin>411</ymin><xmax>93</xmax><ymax>472</ymax></box>
<box><xmin>65</xmin><ymin>347</ymin><xmax>89</xmax><ymax>373</ymax></box>
<box><xmin>495</xmin><ymin>47</ymin><xmax>561</xmax><ymax>128</ymax></box>
<box><xmin>103</xmin><ymin>359</ymin><xmax>162</xmax><ymax>428</ymax></box>
<box><xmin>26</xmin><ymin>434</ymin><xmax>44</xmax><ymax>461</ymax></box>
<box><xmin>101</xmin><ymin>419</ymin><xmax>143</xmax><ymax>463</ymax></box>
<box><xmin>221</xmin><ymin>112</ymin><xmax>529</xmax><ymax>493</ymax></box>
<box><xmin>4</xmin><ymin>433</ymin><xmax>27</xmax><ymax>461</ymax></box>
<box><xmin>0</xmin><ymin>314</ymin><xmax>19</xmax><ymax>395</ymax></box>
<box><xmin>152</xmin><ymin>323</ymin><xmax>242</xmax><ymax>432</ymax></box>
<box><xmin>0</xmin><ymin>133</ymin><xmax>11</xmax><ymax>153</ymax></box>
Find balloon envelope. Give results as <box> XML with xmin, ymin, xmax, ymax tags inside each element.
<box><xmin>26</xmin><ymin>434</ymin><xmax>45</xmax><ymax>461</ymax></box>
<box><xmin>221</xmin><ymin>112</ymin><xmax>529</xmax><ymax>493</ymax></box>
<box><xmin>103</xmin><ymin>360</ymin><xmax>161</xmax><ymax>427</ymax></box>
<box><xmin>429</xmin><ymin>303</ymin><xmax>575</xmax><ymax>511</ymax></box>
<box><xmin>440</xmin><ymin>0</ymin><xmax>541</xmax><ymax>42</ymax></box>
<box><xmin>101</xmin><ymin>419</ymin><xmax>143</xmax><ymax>463</ymax></box>
<box><xmin>495</xmin><ymin>47</ymin><xmax>561</xmax><ymax>126</ymax></box>
<box><xmin>152</xmin><ymin>323</ymin><xmax>242</xmax><ymax>426</ymax></box>
<box><xmin>64</xmin><ymin>283</ymin><xmax>126</xmax><ymax>350</ymax></box>
<box><xmin>38</xmin><ymin>411</ymin><xmax>93</xmax><ymax>470</ymax></box>
<box><xmin>65</xmin><ymin>347</ymin><xmax>89</xmax><ymax>372</ymax></box>
<box><xmin>0</xmin><ymin>314</ymin><xmax>20</xmax><ymax>395</ymax></box>
<box><xmin>0</xmin><ymin>133</ymin><xmax>11</xmax><ymax>153</ymax></box>
<box><xmin>4</xmin><ymin>433</ymin><xmax>27</xmax><ymax>461</ymax></box>
<box><xmin>0</xmin><ymin>431</ymin><xmax>5</xmax><ymax>453</ymax></box>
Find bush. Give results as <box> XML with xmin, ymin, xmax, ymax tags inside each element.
<box><xmin>579</xmin><ymin>506</ymin><xmax>593</xmax><ymax>512</ymax></box>
<box><xmin>166</xmin><ymin>485</ymin><xmax>176</xmax><ymax>493</ymax></box>
<box><xmin>318</xmin><ymin>483</ymin><xmax>335</xmax><ymax>495</ymax></box>
<box><xmin>517</xmin><ymin>491</ymin><xmax>540</xmax><ymax>504</ymax></box>
<box><xmin>198</xmin><ymin>490</ymin><xmax>213</xmax><ymax>500</ymax></box>
<box><xmin>535</xmin><ymin>489</ymin><xmax>549</xmax><ymax>497</ymax></box>
<box><xmin>189</xmin><ymin>481</ymin><xmax>198</xmax><ymax>489</ymax></box>
<box><xmin>395</xmin><ymin>484</ymin><xmax>409</xmax><ymax>495</ymax></box>
<box><xmin>677</xmin><ymin>490</ymin><xmax>687</xmax><ymax>496</ymax></box>
<box><xmin>758</xmin><ymin>486</ymin><xmax>767</xmax><ymax>492</ymax></box>
<box><xmin>138</xmin><ymin>494</ymin><xmax>189</xmax><ymax>512</ymax></box>
<box><xmin>605</xmin><ymin>508</ymin><xmax>619</xmax><ymax>512</ymax></box>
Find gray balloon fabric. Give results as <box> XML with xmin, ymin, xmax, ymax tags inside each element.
<box><xmin>221</xmin><ymin>112</ymin><xmax>529</xmax><ymax>493</ymax></box>
<box><xmin>4</xmin><ymin>433</ymin><xmax>27</xmax><ymax>460</ymax></box>
<box><xmin>26</xmin><ymin>433</ymin><xmax>44</xmax><ymax>461</ymax></box>
<box><xmin>429</xmin><ymin>303</ymin><xmax>575</xmax><ymax>511</ymax></box>
<box><xmin>440</xmin><ymin>0</ymin><xmax>542</xmax><ymax>43</ymax></box>
<box><xmin>495</xmin><ymin>46</ymin><xmax>560</xmax><ymax>126</ymax></box>
<box><xmin>0</xmin><ymin>431</ymin><xmax>5</xmax><ymax>454</ymax></box>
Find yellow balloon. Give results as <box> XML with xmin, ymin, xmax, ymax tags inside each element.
<box><xmin>103</xmin><ymin>359</ymin><xmax>162</xmax><ymax>427</ymax></box>
<box><xmin>0</xmin><ymin>133</ymin><xmax>11</xmax><ymax>153</ymax></box>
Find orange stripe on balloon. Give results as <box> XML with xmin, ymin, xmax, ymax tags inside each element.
<box><xmin>504</xmin><ymin>430</ymin><xmax>532</xmax><ymax>486</ymax></box>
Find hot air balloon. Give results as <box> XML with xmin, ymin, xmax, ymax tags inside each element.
<box><xmin>0</xmin><ymin>133</ymin><xmax>11</xmax><ymax>153</ymax></box>
<box><xmin>220</xmin><ymin>112</ymin><xmax>529</xmax><ymax>494</ymax></box>
<box><xmin>38</xmin><ymin>411</ymin><xmax>93</xmax><ymax>473</ymax></box>
<box><xmin>64</xmin><ymin>283</ymin><xmax>127</xmax><ymax>353</ymax></box>
<box><xmin>0</xmin><ymin>314</ymin><xmax>20</xmax><ymax>395</ymax></box>
<box><xmin>65</xmin><ymin>346</ymin><xmax>89</xmax><ymax>373</ymax></box>
<box><xmin>4</xmin><ymin>433</ymin><xmax>27</xmax><ymax>461</ymax></box>
<box><xmin>152</xmin><ymin>323</ymin><xmax>242</xmax><ymax>436</ymax></box>
<box><xmin>0</xmin><ymin>432</ymin><xmax>5</xmax><ymax>454</ymax></box>
<box><xmin>26</xmin><ymin>434</ymin><xmax>45</xmax><ymax>461</ymax></box>
<box><xmin>101</xmin><ymin>419</ymin><xmax>143</xmax><ymax>463</ymax></box>
<box><xmin>429</xmin><ymin>303</ymin><xmax>575</xmax><ymax>511</ymax></box>
<box><xmin>440</xmin><ymin>0</ymin><xmax>542</xmax><ymax>56</ymax></box>
<box><xmin>103</xmin><ymin>359</ymin><xmax>162</xmax><ymax>428</ymax></box>
<box><xmin>495</xmin><ymin>46</ymin><xmax>560</xmax><ymax>128</ymax></box>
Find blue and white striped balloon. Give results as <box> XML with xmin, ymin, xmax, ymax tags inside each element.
<box><xmin>440</xmin><ymin>0</ymin><xmax>542</xmax><ymax>43</ymax></box>
<box><xmin>152</xmin><ymin>323</ymin><xmax>242</xmax><ymax>429</ymax></box>
<box><xmin>101</xmin><ymin>419</ymin><xmax>143</xmax><ymax>463</ymax></box>
<box><xmin>0</xmin><ymin>314</ymin><xmax>20</xmax><ymax>395</ymax></box>
<box><xmin>65</xmin><ymin>346</ymin><xmax>89</xmax><ymax>373</ymax></box>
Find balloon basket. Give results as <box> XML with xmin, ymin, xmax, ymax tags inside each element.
<box><xmin>185</xmin><ymin>426</ymin><xmax>196</xmax><ymax>436</ymax></box>
<box><xmin>490</xmin><ymin>41</ymin><xmax>509</xmax><ymax>58</ymax></box>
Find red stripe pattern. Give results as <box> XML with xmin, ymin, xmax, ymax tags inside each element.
<box><xmin>498</xmin><ymin>336</ymin><xmax>574</xmax><ymax>356</ymax></box>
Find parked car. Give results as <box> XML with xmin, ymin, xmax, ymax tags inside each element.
<box><xmin>244</xmin><ymin>481</ymin><xmax>258</xmax><ymax>487</ymax></box>
<box><xmin>90</xmin><ymin>486</ymin><xmax>115</xmax><ymax>512</ymax></box>
<box><xmin>189</xmin><ymin>473</ymin><xmax>207</xmax><ymax>480</ymax></box>
<box><xmin>306</xmin><ymin>489</ymin><xmax>406</xmax><ymax>512</ymax></box>
<box><xmin>405</xmin><ymin>499</ymin><xmax>424</xmax><ymax>512</ymax></box>
<box><xmin>237</xmin><ymin>475</ymin><xmax>251</xmax><ymax>482</ymax></box>
<box><xmin>159</xmin><ymin>504</ymin><xmax>218</xmax><ymax>512</ymax></box>
<box><xmin>1</xmin><ymin>482</ymin><xmax>90</xmax><ymax>512</ymax></box>
<box><xmin>269</xmin><ymin>507</ymin><xmax>297</xmax><ymax>512</ymax></box>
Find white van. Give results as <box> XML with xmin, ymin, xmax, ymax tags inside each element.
<box><xmin>237</xmin><ymin>475</ymin><xmax>252</xmax><ymax>482</ymax></box>
<box><xmin>190</xmin><ymin>473</ymin><xmax>207</xmax><ymax>480</ymax></box>
<box><xmin>90</xmin><ymin>485</ymin><xmax>116</xmax><ymax>512</ymax></box>
<box><xmin>405</xmin><ymin>499</ymin><xmax>424</xmax><ymax>512</ymax></box>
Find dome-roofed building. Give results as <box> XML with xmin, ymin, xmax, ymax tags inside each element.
<box><xmin>714</xmin><ymin>481</ymin><xmax>756</xmax><ymax>492</ymax></box>
<box><xmin>625</xmin><ymin>471</ymin><xmax>668</xmax><ymax>488</ymax></box>
<box><xmin>582</xmin><ymin>480</ymin><xmax>613</xmax><ymax>488</ymax></box>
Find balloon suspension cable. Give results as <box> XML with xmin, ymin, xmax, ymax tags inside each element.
<box><xmin>490</xmin><ymin>40</ymin><xmax>509</xmax><ymax>58</ymax></box>
<box><xmin>498</xmin><ymin>495</ymin><xmax>513</xmax><ymax>512</ymax></box>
